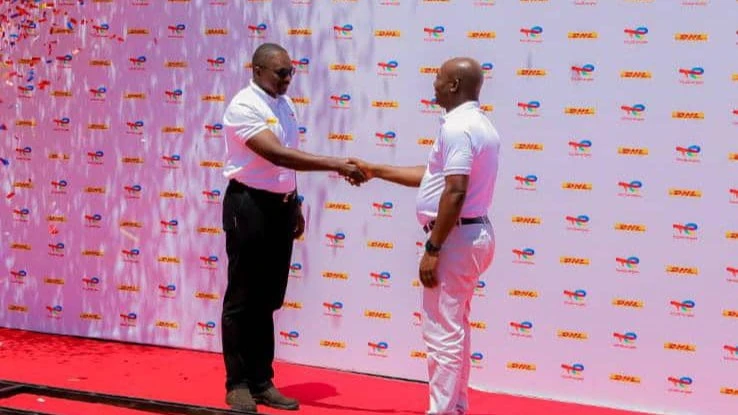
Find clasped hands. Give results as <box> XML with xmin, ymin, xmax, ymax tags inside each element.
<box><xmin>336</xmin><ymin>157</ymin><xmax>373</xmax><ymax>186</ymax></box>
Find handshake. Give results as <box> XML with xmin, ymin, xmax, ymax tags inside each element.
<box><xmin>335</xmin><ymin>158</ymin><xmax>374</xmax><ymax>186</ymax></box>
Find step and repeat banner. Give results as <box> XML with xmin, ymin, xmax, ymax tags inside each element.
<box><xmin>1</xmin><ymin>1</ymin><xmax>737</xmax><ymax>414</ymax></box>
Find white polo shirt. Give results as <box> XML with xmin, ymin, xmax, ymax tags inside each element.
<box><xmin>416</xmin><ymin>101</ymin><xmax>501</xmax><ymax>226</ymax></box>
<box><xmin>222</xmin><ymin>80</ymin><xmax>299</xmax><ymax>194</ymax></box>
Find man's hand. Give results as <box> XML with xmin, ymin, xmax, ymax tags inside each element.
<box><xmin>337</xmin><ymin>159</ymin><xmax>367</xmax><ymax>186</ymax></box>
<box><xmin>418</xmin><ymin>251</ymin><xmax>440</xmax><ymax>288</ymax></box>
<box><xmin>293</xmin><ymin>206</ymin><xmax>305</xmax><ymax>239</ymax></box>
<box><xmin>347</xmin><ymin>158</ymin><xmax>375</xmax><ymax>181</ymax></box>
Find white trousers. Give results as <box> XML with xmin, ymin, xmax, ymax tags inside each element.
<box><xmin>422</xmin><ymin>223</ymin><xmax>495</xmax><ymax>415</ymax></box>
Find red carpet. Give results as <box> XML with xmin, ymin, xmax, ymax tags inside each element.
<box><xmin>0</xmin><ymin>328</ymin><xmax>654</xmax><ymax>415</ymax></box>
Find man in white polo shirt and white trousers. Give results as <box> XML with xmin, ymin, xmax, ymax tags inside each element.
<box><xmin>349</xmin><ymin>57</ymin><xmax>500</xmax><ymax>415</ymax></box>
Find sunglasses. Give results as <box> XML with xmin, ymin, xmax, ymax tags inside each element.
<box><xmin>257</xmin><ymin>65</ymin><xmax>296</xmax><ymax>79</ymax></box>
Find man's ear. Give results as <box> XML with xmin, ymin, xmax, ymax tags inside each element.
<box><xmin>450</xmin><ymin>78</ymin><xmax>460</xmax><ymax>92</ymax></box>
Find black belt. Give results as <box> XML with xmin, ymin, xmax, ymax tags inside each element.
<box><xmin>423</xmin><ymin>216</ymin><xmax>489</xmax><ymax>233</ymax></box>
<box><xmin>228</xmin><ymin>179</ymin><xmax>296</xmax><ymax>204</ymax></box>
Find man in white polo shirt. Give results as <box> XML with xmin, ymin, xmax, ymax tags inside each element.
<box><xmin>348</xmin><ymin>57</ymin><xmax>500</xmax><ymax>415</ymax></box>
<box><xmin>221</xmin><ymin>43</ymin><xmax>365</xmax><ymax>412</ymax></box>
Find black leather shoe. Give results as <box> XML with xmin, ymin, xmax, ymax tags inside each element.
<box><xmin>225</xmin><ymin>388</ymin><xmax>257</xmax><ymax>412</ymax></box>
<box><xmin>253</xmin><ymin>386</ymin><xmax>300</xmax><ymax>410</ymax></box>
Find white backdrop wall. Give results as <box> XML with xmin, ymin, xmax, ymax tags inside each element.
<box><xmin>1</xmin><ymin>2</ymin><xmax>737</xmax><ymax>415</ymax></box>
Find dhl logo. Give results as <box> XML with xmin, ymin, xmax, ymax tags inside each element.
<box><xmin>198</xmin><ymin>227</ymin><xmax>222</xmax><ymax>234</ymax></box>
<box><xmin>48</xmin><ymin>153</ymin><xmax>70</xmax><ymax>161</ymax></box>
<box><xmin>508</xmin><ymin>289</ymin><xmax>539</xmax><ymax>298</ymax></box>
<box><xmin>672</xmin><ymin>111</ymin><xmax>704</xmax><ymax>120</ymax></box>
<box><xmin>124</xmin><ymin>92</ymin><xmax>147</xmax><ymax>99</ymax></box>
<box><xmin>52</xmin><ymin>90</ymin><xmax>73</xmax><ymax>97</ymax></box>
<box><xmin>44</xmin><ymin>278</ymin><xmax>65</xmax><ymax>285</ymax></box>
<box><xmin>513</xmin><ymin>143</ymin><xmax>544</xmax><ymax>151</ymax></box>
<box><xmin>51</xmin><ymin>28</ymin><xmax>74</xmax><ymax>35</ymax></box>
<box><xmin>117</xmin><ymin>285</ymin><xmax>140</xmax><ymax>292</ymax></box>
<box><xmin>80</xmin><ymin>313</ymin><xmax>103</xmax><ymax>320</ymax></box>
<box><xmin>374</xmin><ymin>30</ymin><xmax>401</xmax><ymax>38</ymax></box>
<box><xmin>417</xmin><ymin>138</ymin><xmax>435</xmax><ymax>146</ymax></box>
<box><xmin>618</xmin><ymin>147</ymin><xmax>649</xmax><ymax>155</ymax></box>
<box><xmin>364</xmin><ymin>310</ymin><xmax>392</xmax><ymax>319</ymax></box>
<box><xmin>614</xmin><ymin>223</ymin><xmax>647</xmax><ymax>232</ymax></box>
<box><xmin>730</xmin><ymin>154</ymin><xmax>738</xmax><ymax>161</ymax></box>
<box><xmin>89</xmin><ymin>60</ymin><xmax>112</xmax><ymax>66</ymax></box>
<box><xmin>8</xmin><ymin>305</ymin><xmax>29</xmax><ymax>312</ymax></box>
<box><xmin>410</xmin><ymin>351</ymin><xmax>427</xmax><ymax>359</ymax></box>
<box><xmin>516</xmin><ymin>69</ymin><xmax>546</xmax><ymax>76</ymax></box>
<box><xmin>557</xmin><ymin>330</ymin><xmax>589</xmax><ymax>340</ymax></box>
<box><xmin>15</xmin><ymin>119</ymin><xmax>36</xmax><ymax>127</ymax></box>
<box><xmin>127</xmin><ymin>28</ymin><xmax>150</xmax><ymax>35</ymax></box>
<box><xmin>325</xmin><ymin>202</ymin><xmax>352</xmax><ymax>210</ymax></box>
<box><xmin>727</xmin><ymin>232</ymin><xmax>738</xmax><ymax>240</ymax></box>
<box><xmin>157</xmin><ymin>256</ymin><xmax>181</xmax><ymax>264</ymax></box>
<box><xmin>467</xmin><ymin>31</ymin><xmax>496</xmax><ymax>39</ymax></box>
<box><xmin>723</xmin><ymin>310</ymin><xmax>738</xmax><ymax>318</ymax></box>
<box><xmin>13</xmin><ymin>181</ymin><xmax>33</xmax><ymax>189</ymax></box>
<box><xmin>506</xmin><ymin>362</ymin><xmax>537</xmax><ymax>371</ymax></box>
<box><xmin>201</xmin><ymin>95</ymin><xmax>226</xmax><ymax>102</ymax></box>
<box><xmin>371</xmin><ymin>101</ymin><xmax>399</xmax><ymax>108</ymax></box>
<box><xmin>205</xmin><ymin>28</ymin><xmax>228</xmax><ymax>35</ymax></box>
<box><xmin>620</xmin><ymin>71</ymin><xmax>652</xmax><ymax>79</ymax></box>
<box><xmin>282</xmin><ymin>301</ymin><xmax>303</xmax><ymax>309</ymax></box>
<box><xmin>200</xmin><ymin>161</ymin><xmax>225</xmax><ymax>168</ymax></box>
<box><xmin>330</xmin><ymin>64</ymin><xmax>356</xmax><ymax>71</ymax></box>
<box><xmin>322</xmin><ymin>271</ymin><xmax>349</xmax><ymax>280</ymax></box>
<box><xmin>367</xmin><ymin>241</ymin><xmax>394</xmax><ymax>249</ymax></box>
<box><xmin>288</xmin><ymin>28</ymin><xmax>312</xmax><ymax>36</ymax></box>
<box><xmin>720</xmin><ymin>387</ymin><xmax>738</xmax><ymax>396</ymax></box>
<box><xmin>568</xmin><ymin>32</ymin><xmax>598</xmax><ymax>39</ymax></box>
<box><xmin>155</xmin><ymin>320</ymin><xmax>179</xmax><ymax>329</ymax></box>
<box><xmin>480</xmin><ymin>104</ymin><xmax>494</xmax><ymax>112</ymax></box>
<box><xmin>164</xmin><ymin>61</ymin><xmax>188</xmax><ymax>68</ymax></box>
<box><xmin>88</xmin><ymin>123</ymin><xmax>109</xmax><ymax>130</ymax></box>
<box><xmin>470</xmin><ymin>321</ymin><xmax>487</xmax><ymax>329</ymax></box>
<box><xmin>511</xmin><ymin>216</ymin><xmax>542</xmax><ymax>225</ymax></box>
<box><xmin>328</xmin><ymin>133</ymin><xmax>354</xmax><ymax>141</ymax></box>
<box><xmin>162</xmin><ymin>126</ymin><xmax>185</xmax><ymax>133</ymax></box>
<box><xmin>292</xmin><ymin>97</ymin><xmax>310</xmax><ymax>104</ymax></box>
<box><xmin>195</xmin><ymin>292</ymin><xmax>220</xmax><ymax>300</ymax></box>
<box><xmin>82</xmin><ymin>250</ymin><xmax>104</xmax><ymax>257</ymax></box>
<box><xmin>160</xmin><ymin>191</ymin><xmax>184</xmax><ymax>198</ymax></box>
<box><xmin>17</xmin><ymin>57</ymin><xmax>41</xmax><ymax>65</ymax></box>
<box><xmin>84</xmin><ymin>187</ymin><xmax>106</xmax><ymax>194</ymax></box>
<box><xmin>564</xmin><ymin>107</ymin><xmax>595</xmax><ymax>115</ymax></box>
<box><xmin>419</xmin><ymin>66</ymin><xmax>440</xmax><ymax>74</ymax></box>
<box><xmin>559</xmin><ymin>257</ymin><xmax>590</xmax><ymax>265</ymax></box>
<box><xmin>612</xmin><ymin>298</ymin><xmax>644</xmax><ymax>308</ymax></box>
<box><xmin>119</xmin><ymin>221</ymin><xmax>143</xmax><ymax>228</ymax></box>
<box><xmin>666</xmin><ymin>266</ymin><xmax>699</xmax><ymax>275</ymax></box>
<box><xmin>669</xmin><ymin>188</ymin><xmax>702</xmax><ymax>198</ymax></box>
<box><xmin>47</xmin><ymin>215</ymin><xmax>67</xmax><ymax>222</ymax></box>
<box><xmin>561</xmin><ymin>182</ymin><xmax>593</xmax><ymax>191</ymax></box>
<box><xmin>664</xmin><ymin>342</ymin><xmax>697</xmax><ymax>352</ymax></box>
<box><xmin>320</xmin><ymin>340</ymin><xmax>346</xmax><ymax>349</ymax></box>
<box><xmin>610</xmin><ymin>374</ymin><xmax>641</xmax><ymax>384</ymax></box>
<box><xmin>11</xmin><ymin>243</ymin><xmax>32</xmax><ymax>250</ymax></box>
<box><xmin>674</xmin><ymin>33</ymin><xmax>708</xmax><ymax>42</ymax></box>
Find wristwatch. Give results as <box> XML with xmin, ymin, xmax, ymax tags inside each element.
<box><xmin>425</xmin><ymin>240</ymin><xmax>441</xmax><ymax>255</ymax></box>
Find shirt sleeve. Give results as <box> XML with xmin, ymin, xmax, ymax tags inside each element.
<box><xmin>441</xmin><ymin>124</ymin><xmax>473</xmax><ymax>176</ymax></box>
<box><xmin>223</xmin><ymin>101</ymin><xmax>269</xmax><ymax>143</ymax></box>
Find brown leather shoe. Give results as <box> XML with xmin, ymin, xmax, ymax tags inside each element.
<box><xmin>225</xmin><ymin>388</ymin><xmax>257</xmax><ymax>412</ymax></box>
<box><xmin>253</xmin><ymin>386</ymin><xmax>299</xmax><ymax>410</ymax></box>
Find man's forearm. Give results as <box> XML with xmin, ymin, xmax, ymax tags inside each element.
<box><xmin>270</xmin><ymin>147</ymin><xmax>342</xmax><ymax>172</ymax></box>
<box><xmin>428</xmin><ymin>187</ymin><xmax>466</xmax><ymax>247</ymax></box>
<box><xmin>373</xmin><ymin>165</ymin><xmax>426</xmax><ymax>187</ymax></box>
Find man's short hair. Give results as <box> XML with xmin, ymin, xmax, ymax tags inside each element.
<box><xmin>252</xmin><ymin>43</ymin><xmax>287</xmax><ymax>67</ymax></box>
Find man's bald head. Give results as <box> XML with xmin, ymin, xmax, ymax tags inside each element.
<box><xmin>433</xmin><ymin>57</ymin><xmax>485</xmax><ymax>111</ymax></box>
